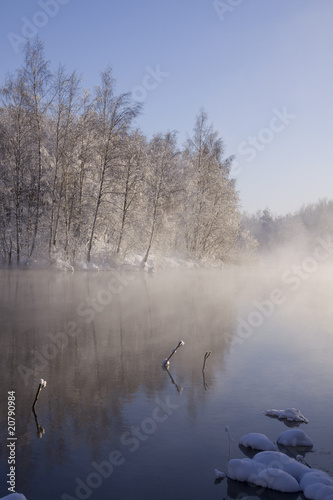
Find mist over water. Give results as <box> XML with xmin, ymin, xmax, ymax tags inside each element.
<box><xmin>1</xmin><ymin>262</ymin><xmax>333</xmax><ymax>499</ymax></box>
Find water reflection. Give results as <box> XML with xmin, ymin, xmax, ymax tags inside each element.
<box><xmin>32</xmin><ymin>408</ymin><xmax>46</xmax><ymax>439</ymax></box>
<box><xmin>163</xmin><ymin>365</ymin><xmax>183</xmax><ymax>394</ymax></box>
<box><xmin>0</xmin><ymin>267</ymin><xmax>332</xmax><ymax>499</ymax></box>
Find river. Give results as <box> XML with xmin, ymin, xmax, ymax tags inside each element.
<box><xmin>0</xmin><ymin>266</ymin><xmax>333</xmax><ymax>499</ymax></box>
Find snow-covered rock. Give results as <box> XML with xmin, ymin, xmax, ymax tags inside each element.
<box><xmin>253</xmin><ymin>451</ymin><xmax>309</xmax><ymax>481</ymax></box>
<box><xmin>214</xmin><ymin>469</ymin><xmax>226</xmax><ymax>479</ymax></box>
<box><xmin>303</xmin><ymin>483</ymin><xmax>333</xmax><ymax>499</ymax></box>
<box><xmin>239</xmin><ymin>432</ymin><xmax>276</xmax><ymax>451</ymax></box>
<box><xmin>227</xmin><ymin>450</ymin><xmax>333</xmax><ymax>499</ymax></box>
<box><xmin>265</xmin><ymin>408</ymin><xmax>309</xmax><ymax>423</ymax></box>
<box><xmin>228</xmin><ymin>456</ymin><xmax>300</xmax><ymax>493</ymax></box>
<box><xmin>299</xmin><ymin>470</ymin><xmax>333</xmax><ymax>490</ymax></box>
<box><xmin>277</xmin><ymin>429</ymin><xmax>313</xmax><ymax>447</ymax></box>
<box><xmin>228</xmin><ymin>457</ymin><xmax>265</xmax><ymax>482</ymax></box>
<box><xmin>255</xmin><ymin>467</ymin><xmax>300</xmax><ymax>493</ymax></box>
<box><xmin>0</xmin><ymin>494</ymin><xmax>28</xmax><ymax>500</ymax></box>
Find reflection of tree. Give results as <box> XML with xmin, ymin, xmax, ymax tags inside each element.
<box><xmin>202</xmin><ymin>351</ymin><xmax>211</xmax><ymax>390</ymax></box>
<box><xmin>0</xmin><ymin>269</ymin><xmax>239</xmax><ymax>481</ymax></box>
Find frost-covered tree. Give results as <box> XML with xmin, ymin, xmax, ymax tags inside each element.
<box><xmin>183</xmin><ymin>110</ymin><xmax>240</xmax><ymax>260</ymax></box>
<box><xmin>86</xmin><ymin>69</ymin><xmax>141</xmax><ymax>262</ymax></box>
<box><xmin>0</xmin><ymin>75</ymin><xmax>32</xmax><ymax>264</ymax></box>
<box><xmin>141</xmin><ymin>131</ymin><xmax>182</xmax><ymax>266</ymax></box>
<box><xmin>113</xmin><ymin>130</ymin><xmax>147</xmax><ymax>256</ymax></box>
<box><xmin>20</xmin><ymin>37</ymin><xmax>52</xmax><ymax>258</ymax></box>
<box><xmin>0</xmin><ymin>39</ymin><xmax>249</xmax><ymax>267</ymax></box>
<box><xmin>47</xmin><ymin>66</ymin><xmax>83</xmax><ymax>259</ymax></box>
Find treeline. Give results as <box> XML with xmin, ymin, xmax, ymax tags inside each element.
<box><xmin>0</xmin><ymin>38</ymin><xmax>251</xmax><ymax>267</ymax></box>
<box><xmin>242</xmin><ymin>198</ymin><xmax>333</xmax><ymax>256</ymax></box>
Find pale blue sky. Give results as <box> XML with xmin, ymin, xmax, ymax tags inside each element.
<box><xmin>1</xmin><ymin>0</ymin><xmax>332</xmax><ymax>215</ymax></box>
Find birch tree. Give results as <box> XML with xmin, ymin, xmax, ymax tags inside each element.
<box><xmin>86</xmin><ymin>69</ymin><xmax>141</xmax><ymax>262</ymax></box>
<box><xmin>184</xmin><ymin>110</ymin><xmax>239</xmax><ymax>259</ymax></box>
<box><xmin>48</xmin><ymin>66</ymin><xmax>82</xmax><ymax>259</ymax></box>
<box><xmin>0</xmin><ymin>74</ymin><xmax>33</xmax><ymax>264</ymax></box>
<box><xmin>141</xmin><ymin>132</ymin><xmax>181</xmax><ymax>266</ymax></box>
<box><xmin>114</xmin><ymin>130</ymin><xmax>146</xmax><ymax>256</ymax></box>
<box><xmin>20</xmin><ymin>37</ymin><xmax>52</xmax><ymax>258</ymax></box>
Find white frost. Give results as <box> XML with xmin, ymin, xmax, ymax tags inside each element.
<box><xmin>277</xmin><ymin>429</ymin><xmax>313</xmax><ymax>447</ymax></box>
<box><xmin>239</xmin><ymin>432</ymin><xmax>276</xmax><ymax>451</ymax></box>
<box><xmin>265</xmin><ymin>407</ymin><xmax>309</xmax><ymax>423</ymax></box>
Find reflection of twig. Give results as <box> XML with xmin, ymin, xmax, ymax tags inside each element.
<box><xmin>202</xmin><ymin>351</ymin><xmax>211</xmax><ymax>390</ymax></box>
<box><xmin>163</xmin><ymin>366</ymin><xmax>183</xmax><ymax>394</ymax></box>
<box><xmin>32</xmin><ymin>407</ymin><xmax>45</xmax><ymax>438</ymax></box>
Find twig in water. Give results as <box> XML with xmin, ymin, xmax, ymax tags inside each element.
<box><xmin>202</xmin><ymin>351</ymin><xmax>211</xmax><ymax>372</ymax></box>
<box><xmin>162</xmin><ymin>340</ymin><xmax>185</xmax><ymax>367</ymax></box>
<box><xmin>32</xmin><ymin>379</ymin><xmax>47</xmax><ymax>410</ymax></box>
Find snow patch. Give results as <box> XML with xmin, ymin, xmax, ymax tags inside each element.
<box><xmin>239</xmin><ymin>432</ymin><xmax>276</xmax><ymax>451</ymax></box>
<box><xmin>228</xmin><ymin>457</ymin><xmax>265</xmax><ymax>482</ymax></box>
<box><xmin>0</xmin><ymin>494</ymin><xmax>28</xmax><ymax>500</ymax></box>
<box><xmin>253</xmin><ymin>451</ymin><xmax>309</xmax><ymax>481</ymax></box>
<box><xmin>277</xmin><ymin>429</ymin><xmax>313</xmax><ymax>447</ymax></box>
<box><xmin>303</xmin><ymin>483</ymin><xmax>333</xmax><ymax>499</ymax></box>
<box><xmin>226</xmin><ymin>451</ymin><xmax>333</xmax><ymax>499</ymax></box>
<box><xmin>265</xmin><ymin>407</ymin><xmax>309</xmax><ymax>423</ymax></box>
<box><xmin>227</xmin><ymin>457</ymin><xmax>300</xmax><ymax>493</ymax></box>
<box><xmin>214</xmin><ymin>469</ymin><xmax>226</xmax><ymax>479</ymax></box>
<box><xmin>255</xmin><ymin>467</ymin><xmax>300</xmax><ymax>492</ymax></box>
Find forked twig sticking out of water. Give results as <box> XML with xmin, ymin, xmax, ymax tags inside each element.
<box><xmin>32</xmin><ymin>379</ymin><xmax>47</xmax><ymax>410</ymax></box>
<box><xmin>162</xmin><ymin>340</ymin><xmax>185</xmax><ymax>367</ymax></box>
<box><xmin>202</xmin><ymin>351</ymin><xmax>211</xmax><ymax>371</ymax></box>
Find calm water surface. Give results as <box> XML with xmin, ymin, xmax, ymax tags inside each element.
<box><xmin>0</xmin><ymin>267</ymin><xmax>333</xmax><ymax>499</ymax></box>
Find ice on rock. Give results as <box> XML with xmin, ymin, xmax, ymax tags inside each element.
<box><xmin>239</xmin><ymin>432</ymin><xmax>276</xmax><ymax>451</ymax></box>
<box><xmin>277</xmin><ymin>429</ymin><xmax>313</xmax><ymax>447</ymax></box>
<box><xmin>265</xmin><ymin>407</ymin><xmax>309</xmax><ymax>423</ymax></box>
